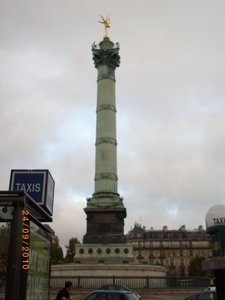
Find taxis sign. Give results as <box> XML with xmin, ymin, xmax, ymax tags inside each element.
<box><xmin>9</xmin><ymin>169</ymin><xmax>54</xmax><ymax>216</ymax></box>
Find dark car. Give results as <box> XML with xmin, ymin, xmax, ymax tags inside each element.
<box><xmin>183</xmin><ymin>290</ymin><xmax>216</xmax><ymax>300</ymax></box>
<box><xmin>100</xmin><ymin>284</ymin><xmax>141</xmax><ymax>300</ymax></box>
<box><xmin>82</xmin><ymin>289</ymin><xmax>140</xmax><ymax>300</ymax></box>
<box><xmin>100</xmin><ymin>285</ymin><xmax>132</xmax><ymax>291</ymax></box>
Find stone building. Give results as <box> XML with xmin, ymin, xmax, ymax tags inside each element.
<box><xmin>126</xmin><ymin>223</ymin><xmax>211</xmax><ymax>276</ymax></box>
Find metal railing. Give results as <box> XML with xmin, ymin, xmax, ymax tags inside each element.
<box><xmin>50</xmin><ymin>276</ymin><xmax>210</xmax><ymax>289</ymax></box>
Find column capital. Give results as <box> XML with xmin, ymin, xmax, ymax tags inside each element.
<box><xmin>92</xmin><ymin>40</ymin><xmax>120</xmax><ymax>69</ymax></box>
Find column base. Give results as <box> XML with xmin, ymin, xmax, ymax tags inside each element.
<box><xmin>83</xmin><ymin>202</ymin><xmax>127</xmax><ymax>244</ymax></box>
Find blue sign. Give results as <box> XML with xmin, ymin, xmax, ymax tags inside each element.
<box><xmin>9</xmin><ymin>170</ymin><xmax>54</xmax><ymax>216</ymax></box>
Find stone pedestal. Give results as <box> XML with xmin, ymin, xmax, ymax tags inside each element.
<box><xmin>83</xmin><ymin>205</ymin><xmax>126</xmax><ymax>244</ymax></box>
<box><xmin>75</xmin><ymin>244</ymin><xmax>133</xmax><ymax>264</ymax></box>
<box><xmin>52</xmin><ymin>263</ymin><xmax>166</xmax><ymax>277</ymax></box>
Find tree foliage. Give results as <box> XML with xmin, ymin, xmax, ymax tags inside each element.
<box><xmin>64</xmin><ymin>237</ymin><xmax>80</xmax><ymax>263</ymax></box>
<box><xmin>50</xmin><ymin>236</ymin><xmax>64</xmax><ymax>265</ymax></box>
<box><xmin>0</xmin><ymin>224</ymin><xmax>10</xmax><ymax>274</ymax></box>
<box><xmin>188</xmin><ymin>255</ymin><xmax>206</xmax><ymax>277</ymax></box>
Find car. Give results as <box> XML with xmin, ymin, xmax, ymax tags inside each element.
<box><xmin>183</xmin><ymin>290</ymin><xmax>216</xmax><ymax>300</ymax></box>
<box><xmin>82</xmin><ymin>289</ymin><xmax>141</xmax><ymax>300</ymax></box>
<box><xmin>100</xmin><ymin>284</ymin><xmax>141</xmax><ymax>300</ymax></box>
<box><xmin>100</xmin><ymin>285</ymin><xmax>132</xmax><ymax>291</ymax></box>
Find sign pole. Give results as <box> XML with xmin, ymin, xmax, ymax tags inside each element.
<box><xmin>5</xmin><ymin>205</ymin><xmax>23</xmax><ymax>300</ymax></box>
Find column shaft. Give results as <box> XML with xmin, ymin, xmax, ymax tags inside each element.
<box><xmin>95</xmin><ymin>66</ymin><xmax>118</xmax><ymax>195</ymax></box>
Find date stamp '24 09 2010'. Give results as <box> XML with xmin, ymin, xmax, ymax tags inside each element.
<box><xmin>21</xmin><ymin>209</ymin><xmax>30</xmax><ymax>270</ymax></box>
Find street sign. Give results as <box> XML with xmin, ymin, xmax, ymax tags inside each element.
<box><xmin>9</xmin><ymin>170</ymin><xmax>54</xmax><ymax>216</ymax></box>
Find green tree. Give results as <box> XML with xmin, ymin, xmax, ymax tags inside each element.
<box><xmin>64</xmin><ymin>237</ymin><xmax>80</xmax><ymax>263</ymax></box>
<box><xmin>188</xmin><ymin>255</ymin><xmax>206</xmax><ymax>277</ymax></box>
<box><xmin>0</xmin><ymin>224</ymin><xmax>10</xmax><ymax>274</ymax></box>
<box><xmin>50</xmin><ymin>241</ymin><xmax>64</xmax><ymax>265</ymax></box>
<box><xmin>43</xmin><ymin>226</ymin><xmax>64</xmax><ymax>265</ymax></box>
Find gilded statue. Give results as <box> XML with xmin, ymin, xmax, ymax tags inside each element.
<box><xmin>99</xmin><ymin>15</ymin><xmax>110</xmax><ymax>39</ymax></box>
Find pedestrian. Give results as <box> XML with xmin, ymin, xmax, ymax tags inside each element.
<box><xmin>55</xmin><ymin>281</ymin><xmax>73</xmax><ymax>300</ymax></box>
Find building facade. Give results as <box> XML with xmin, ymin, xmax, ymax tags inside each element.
<box><xmin>127</xmin><ymin>223</ymin><xmax>211</xmax><ymax>276</ymax></box>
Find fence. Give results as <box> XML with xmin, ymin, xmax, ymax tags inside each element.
<box><xmin>50</xmin><ymin>276</ymin><xmax>210</xmax><ymax>289</ymax></box>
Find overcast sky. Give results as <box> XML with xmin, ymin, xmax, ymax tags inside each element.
<box><xmin>1</xmin><ymin>0</ymin><xmax>225</xmax><ymax>250</ymax></box>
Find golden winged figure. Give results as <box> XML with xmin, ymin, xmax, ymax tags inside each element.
<box><xmin>99</xmin><ymin>15</ymin><xmax>110</xmax><ymax>39</ymax></box>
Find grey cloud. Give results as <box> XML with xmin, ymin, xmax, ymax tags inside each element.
<box><xmin>1</xmin><ymin>0</ymin><xmax>225</xmax><ymax>248</ymax></box>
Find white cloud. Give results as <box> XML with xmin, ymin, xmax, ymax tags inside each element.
<box><xmin>1</xmin><ymin>0</ymin><xmax>225</xmax><ymax>249</ymax></box>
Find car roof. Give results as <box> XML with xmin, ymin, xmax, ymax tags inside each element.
<box><xmin>101</xmin><ymin>285</ymin><xmax>128</xmax><ymax>288</ymax></box>
<box><xmin>82</xmin><ymin>289</ymin><xmax>140</xmax><ymax>300</ymax></box>
<box><xmin>91</xmin><ymin>290</ymin><xmax>131</xmax><ymax>294</ymax></box>
<box><xmin>100</xmin><ymin>285</ymin><xmax>130</xmax><ymax>290</ymax></box>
